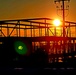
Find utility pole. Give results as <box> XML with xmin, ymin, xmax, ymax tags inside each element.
<box><xmin>54</xmin><ymin>0</ymin><xmax>70</xmax><ymax>37</ymax></box>
<box><xmin>62</xmin><ymin>0</ymin><xmax>65</xmax><ymax>37</ymax></box>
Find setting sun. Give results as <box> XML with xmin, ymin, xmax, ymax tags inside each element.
<box><xmin>53</xmin><ymin>19</ymin><xmax>61</xmax><ymax>26</ymax></box>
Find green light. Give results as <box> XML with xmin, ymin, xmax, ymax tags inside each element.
<box><xmin>18</xmin><ymin>46</ymin><xmax>23</xmax><ymax>50</ymax></box>
<box><xmin>14</xmin><ymin>41</ymin><xmax>28</xmax><ymax>55</ymax></box>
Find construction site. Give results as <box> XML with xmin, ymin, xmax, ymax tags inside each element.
<box><xmin>0</xmin><ymin>0</ymin><xmax>76</xmax><ymax>70</ymax></box>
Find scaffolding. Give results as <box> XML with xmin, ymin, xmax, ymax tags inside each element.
<box><xmin>0</xmin><ymin>18</ymin><xmax>76</xmax><ymax>63</ymax></box>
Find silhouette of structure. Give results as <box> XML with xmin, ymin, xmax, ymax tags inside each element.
<box><xmin>0</xmin><ymin>18</ymin><xmax>76</xmax><ymax>67</ymax></box>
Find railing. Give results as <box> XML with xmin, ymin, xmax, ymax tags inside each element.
<box><xmin>0</xmin><ymin>18</ymin><xmax>76</xmax><ymax>37</ymax></box>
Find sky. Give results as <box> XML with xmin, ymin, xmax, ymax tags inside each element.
<box><xmin>0</xmin><ymin>0</ymin><xmax>76</xmax><ymax>22</ymax></box>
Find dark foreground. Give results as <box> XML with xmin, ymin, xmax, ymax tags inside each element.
<box><xmin>0</xmin><ymin>63</ymin><xmax>76</xmax><ymax>75</ymax></box>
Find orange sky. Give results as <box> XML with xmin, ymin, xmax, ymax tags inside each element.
<box><xmin>0</xmin><ymin>0</ymin><xmax>76</xmax><ymax>22</ymax></box>
<box><xmin>0</xmin><ymin>0</ymin><xmax>76</xmax><ymax>37</ymax></box>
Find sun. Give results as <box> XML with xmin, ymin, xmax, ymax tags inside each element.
<box><xmin>53</xmin><ymin>19</ymin><xmax>61</xmax><ymax>26</ymax></box>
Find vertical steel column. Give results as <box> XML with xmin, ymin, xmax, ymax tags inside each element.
<box><xmin>16</xmin><ymin>27</ymin><xmax>18</xmax><ymax>37</ymax></box>
<box><xmin>0</xmin><ymin>24</ymin><xmax>2</xmax><ymax>37</ymax></box>
<box><xmin>19</xmin><ymin>21</ymin><xmax>20</xmax><ymax>37</ymax></box>
<box><xmin>30</xmin><ymin>22</ymin><xmax>32</xmax><ymax>37</ymax></box>
<box><xmin>45</xmin><ymin>19</ymin><xmax>47</xmax><ymax>36</ymax></box>
<box><xmin>24</xmin><ymin>26</ymin><xmax>27</xmax><ymax>37</ymax></box>
<box><xmin>7</xmin><ymin>24</ymin><xmax>9</xmax><ymax>37</ymax></box>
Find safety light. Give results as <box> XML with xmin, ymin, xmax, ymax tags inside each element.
<box><xmin>14</xmin><ymin>41</ymin><xmax>28</xmax><ymax>55</ymax></box>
